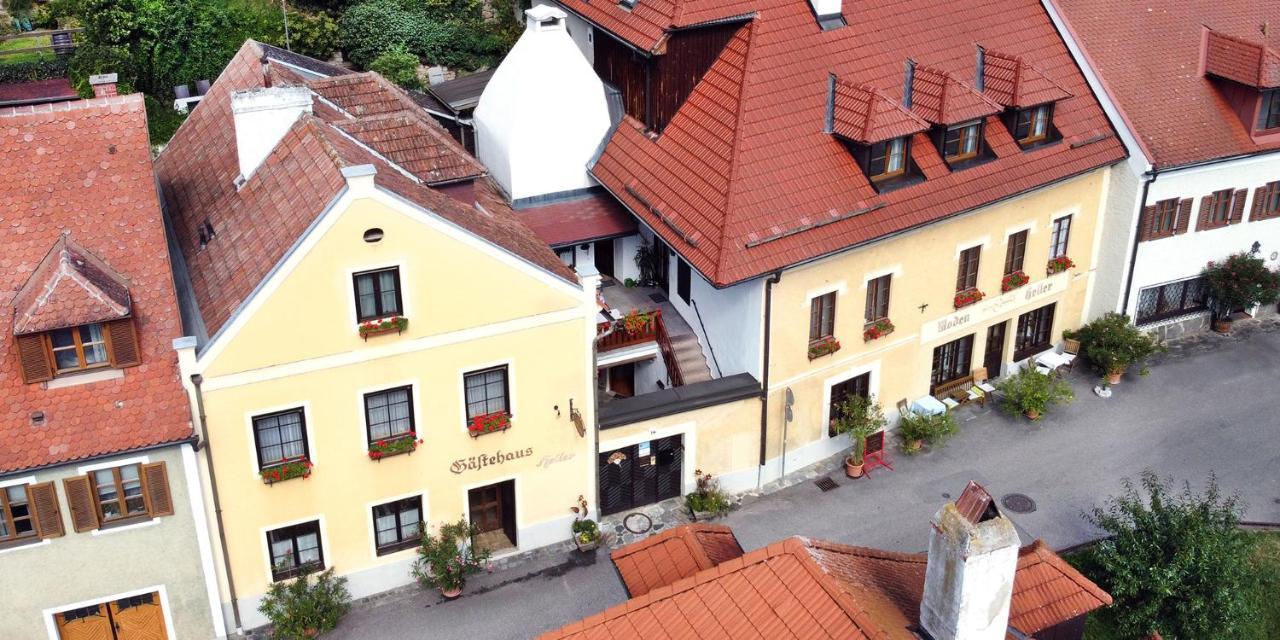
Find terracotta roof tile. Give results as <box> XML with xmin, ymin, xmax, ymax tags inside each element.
<box><xmin>1203</xmin><ymin>30</ymin><xmax>1280</xmax><ymax>89</ymax></box>
<box><xmin>830</xmin><ymin>79</ymin><xmax>929</xmax><ymax>145</ymax></box>
<box><xmin>0</xmin><ymin>94</ymin><xmax>193</xmax><ymax>473</ymax></box>
<box><xmin>611</xmin><ymin>523</ymin><xmax>743</xmax><ymax>596</ymax></box>
<box><xmin>1054</xmin><ymin>0</ymin><xmax>1280</xmax><ymax>167</ymax></box>
<box><xmin>911</xmin><ymin>64</ymin><xmax>1004</xmax><ymax>125</ymax></box>
<box><xmin>982</xmin><ymin>49</ymin><xmax>1073</xmax><ymax>108</ymax></box>
<box><xmin>13</xmin><ymin>235</ymin><xmax>133</xmax><ymax>335</ymax></box>
<box><xmin>476</xmin><ymin>179</ymin><xmax>637</xmax><ymax>247</ymax></box>
<box><xmin>553</xmin><ymin>0</ymin><xmax>755</xmax><ymax>54</ymax></box>
<box><xmin>1010</xmin><ymin>540</ymin><xmax>1112</xmax><ymax>634</ymax></box>
<box><xmin>590</xmin><ymin>0</ymin><xmax>1124</xmax><ymax>286</ymax></box>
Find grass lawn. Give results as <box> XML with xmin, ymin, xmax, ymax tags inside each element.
<box><xmin>1075</xmin><ymin>532</ymin><xmax>1280</xmax><ymax>639</ymax></box>
<box><xmin>0</xmin><ymin>34</ymin><xmax>53</xmax><ymax>64</ymax></box>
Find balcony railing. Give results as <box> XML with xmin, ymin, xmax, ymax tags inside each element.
<box><xmin>597</xmin><ymin>309</ymin><xmax>661</xmax><ymax>352</ymax></box>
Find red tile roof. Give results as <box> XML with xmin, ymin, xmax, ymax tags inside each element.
<box><xmin>13</xmin><ymin>236</ymin><xmax>133</xmax><ymax>335</ymax></box>
<box><xmin>479</xmin><ymin>181</ymin><xmax>638</xmax><ymax>248</ymax></box>
<box><xmin>911</xmin><ymin>64</ymin><xmax>1004</xmax><ymax>126</ymax></box>
<box><xmin>554</xmin><ymin>0</ymin><xmax>755</xmax><ymax>54</ymax></box>
<box><xmin>610</xmin><ymin>523</ymin><xmax>744</xmax><ymax>596</ymax></box>
<box><xmin>0</xmin><ymin>77</ymin><xmax>78</xmax><ymax>106</ymax></box>
<box><xmin>1053</xmin><ymin>0</ymin><xmax>1280</xmax><ymax>167</ymax></box>
<box><xmin>0</xmin><ymin>95</ymin><xmax>193</xmax><ymax>473</ymax></box>
<box><xmin>544</xmin><ymin>526</ymin><xmax>1111</xmax><ymax>639</ymax></box>
<box><xmin>155</xmin><ymin>42</ymin><xmax>575</xmax><ymax>338</ymax></box>
<box><xmin>983</xmin><ymin>50</ymin><xmax>1073</xmax><ymax>108</ymax></box>
<box><xmin>831</xmin><ymin>79</ymin><xmax>929</xmax><ymax>145</ymax></box>
<box><xmin>1203</xmin><ymin>30</ymin><xmax>1280</xmax><ymax>89</ymax></box>
<box><xmin>588</xmin><ymin>0</ymin><xmax>1124</xmax><ymax>286</ymax></box>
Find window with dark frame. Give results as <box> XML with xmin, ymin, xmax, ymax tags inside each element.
<box><xmin>1151</xmin><ymin>199</ymin><xmax>1180</xmax><ymax>237</ymax></box>
<box><xmin>1012</xmin><ymin>104</ymin><xmax>1052</xmax><ymax>145</ymax></box>
<box><xmin>865</xmin><ymin>275</ymin><xmax>891</xmax><ymax>323</ymax></box>
<box><xmin>48</xmin><ymin>323</ymin><xmax>109</xmax><ymax>372</ymax></box>
<box><xmin>956</xmin><ymin>246</ymin><xmax>981</xmax><ymax>292</ymax></box>
<box><xmin>1206</xmin><ymin>189</ymin><xmax>1234</xmax><ymax>227</ymax></box>
<box><xmin>1136</xmin><ymin>277</ymin><xmax>1209</xmax><ymax>325</ymax></box>
<box><xmin>0</xmin><ymin>485</ymin><xmax>36</xmax><ymax>544</ymax></box>
<box><xmin>89</xmin><ymin>464</ymin><xmax>148</xmax><ymax>524</ymax></box>
<box><xmin>267</xmin><ymin>520</ymin><xmax>324</xmax><ymax>581</ymax></box>
<box><xmin>1259</xmin><ymin>181</ymin><xmax>1280</xmax><ymax>220</ymax></box>
<box><xmin>942</xmin><ymin>121</ymin><xmax>982</xmax><ymax>162</ymax></box>
<box><xmin>1013</xmin><ymin>303</ymin><xmax>1056</xmax><ymax>361</ymax></box>
<box><xmin>868</xmin><ymin>137</ymin><xmax>908</xmax><ymax>181</ymax></box>
<box><xmin>253</xmin><ymin>409</ymin><xmax>309</xmax><ymax>470</ymax></box>
<box><xmin>365</xmin><ymin>387</ymin><xmax>414</xmax><ymax>445</ymax></box>
<box><xmin>464</xmin><ymin>366</ymin><xmax>509</xmax><ymax>421</ymax></box>
<box><xmin>827</xmin><ymin>373</ymin><xmax>870</xmax><ymax>438</ymax></box>
<box><xmin>930</xmin><ymin>334</ymin><xmax>974</xmax><ymax>390</ymax></box>
<box><xmin>809</xmin><ymin>292</ymin><xmax>836</xmax><ymax>342</ymax></box>
<box><xmin>1259</xmin><ymin>89</ymin><xmax>1280</xmax><ymax>131</ymax></box>
<box><xmin>353</xmin><ymin>267</ymin><xmax>403</xmax><ymax>322</ymax></box>
<box><xmin>676</xmin><ymin>258</ymin><xmax>691</xmax><ymax>304</ymax></box>
<box><xmin>1004</xmin><ymin>231</ymin><xmax>1027</xmax><ymax>276</ymax></box>
<box><xmin>372</xmin><ymin>496</ymin><xmax>423</xmax><ymax>555</ymax></box>
<box><xmin>1049</xmin><ymin>216</ymin><xmax>1072</xmax><ymax>259</ymax></box>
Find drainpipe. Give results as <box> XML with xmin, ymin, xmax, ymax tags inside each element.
<box><xmin>192</xmin><ymin>374</ymin><xmax>243</xmax><ymax>635</ymax></box>
<box><xmin>757</xmin><ymin>271</ymin><xmax>782</xmax><ymax>489</ymax></box>
<box><xmin>1120</xmin><ymin>168</ymin><xmax>1159</xmax><ymax>316</ymax></box>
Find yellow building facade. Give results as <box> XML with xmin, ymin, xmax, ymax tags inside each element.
<box><xmin>177</xmin><ymin>172</ymin><xmax>598</xmax><ymax>628</ymax></box>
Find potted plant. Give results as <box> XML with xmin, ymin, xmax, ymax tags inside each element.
<box><xmin>1046</xmin><ymin>255</ymin><xmax>1075</xmax><ymax>275</ymax></box>
<box><xmin>862</xmin><ymin>319</ymin><xmax>895</xmax><ymax>342</ymax></box>
<box><xmin>954</xmin><ymin>288</ymin><xmax>985</xmax><ymax>309</ymax></box>
<box><xmin>1071</xmin><ymin>312</ymin><xmax>1164</xmax><ymax>384</ymax></box>
<box><xmin>996</xmin><ymin>367</ymin><xmax>1073</xmax><ymax>420</ymax></box>
<box><xmin>622</xmin><ymin>309</ymin><xmax>655</xmax><ymax>335</ymax></box>
<box><xmin>1201</xmin><ymin>252</ymin><xmax>1280</xmax><ymax>332</ymax></box>
<box><xmin>261</xmin><ymin>456</ymin><xmax>312</xmax><ymax>485</ymax></box>
<box><xmin>1001</xmin><ymin>270</ymin><xmax>1030</xmax><ymax>292</ymax></box>
<box><xmin>896</xmin><ymin>411</ymin><xmax>958</xmax><ymax>454</ymax></box>
<box><xmin>411</xmin><ymin>519</ymin><xmax>491</xmax><ymax>599</ymax></box>
<box><xmin>829</xmin><ymin>395</ymin><xmax>886</xmax><ymax>478</ymax></box>
<box><xmin>468</xmin><ymin>410</ymin><xmax>511</xmax><ymax>436</ymax></box>
<box><xmin>367</xmin><ymin>432</ymin><xmax>423</xmax><ymax>461</ymax></box>
<box><xmin>808</xmin><ymin>336</ymin><xmax>841</xmax><ymax>360</ymax></box>
<box><xmin>568</xmin><ymin>495</ymin><xmax>602</xmax><ymax>553</ymax></box>
<box><xmin>358</xmin><ymin>315</ymin><xmax>408</xmax><ymax>339</ymax></box>
<box><xmin>685</xmin><ymin>469</ymin><xmax>731</xmax><ymax>520</ymax></box>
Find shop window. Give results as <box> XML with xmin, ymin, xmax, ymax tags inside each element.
<box><xmin>931</xmin><ymin>335</ymin><xmax>974</xmax><ymax>391</ymax></box>
<box><xmin>1136</xmin><ymin>278</ymin><xmax>1208</xmax><ymax>325</ymax></box>
<box><xmin>827</xmin><ymin>373</ymin><xmax>870</xmax><ymax>437</ymax></box>
<box><xmin>1013</xmin><ymin>303</ymin><xmax>1056</xmax><ymax>361</ymax></box>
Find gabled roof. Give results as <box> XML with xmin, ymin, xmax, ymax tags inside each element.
<box><xmin>477</xmin><ymin>179</ymin><xmax>637</xmax><ymax>247</ymax></box>
<box><xmin>553</xmin><ymin>0</ymin><xmax>755</xmax><ymax>54</ymax></box>
<box><xmin>911</xmin><ymin>64</ymin><xmax>1004</xmax><ymax>125</ymax></box>
<box><xmin>1204</xmin><ymin>30</ymin><xmax>1280</xmax><ymax>89</ymax></box>
<box><xmin>0</xmin><ymin>95</ymin><xmax>192</xmax><ymax>473</ymax></box>
<box><xmin>982</xmin><ymin>49</ymin><xmax>1074</xmax><ymax>108</ymax></box>
<box><xmin>610</xmin><ymin>523</ymin><xmax>744</xmax><ymax>596</ymax></box>
<box><xmin>544</xmin><ymin>526</ymin><xmax>1111</xmax><ymax>639</ymax></box>
<box><xmin>1053</xmin><ymin>0</ymin><xmax>1280</xmax><ymax>167</ymax></box>
<box><xmin>155</xmin><ymin>41</ymin><xmax>574</xmax><ymax>340</ymax></box>
<box><xmin>13</xmin><ymin>235</ymin><xmax>132</xmax><ymax>335</ymax></box>
<box><xmin>830</xmin><ymin>79</ymin><xmax>929</xmax><ymax>145</ymax></box>
<box><xmin>591</xmin><ymin>0</ymin><xmax>1123</xmax><ymax>286</ymax></box>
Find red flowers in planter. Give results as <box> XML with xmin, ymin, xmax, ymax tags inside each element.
<box><xmin>862</xmin><ymin>319</ymin><xmax>895</xmax><ymax>342</ymax></box>
<box><xmin>468</xmin><ymin>411</ymin><xmax>511</xmax><ymax>436</ymax></box>
<box><xmin>368</xmin><ymin>432</ymin><xmax>423</xmax><ymax>460</ymax></box>
<box><xmin>808</xmin><ymin>336</ymin><xmax>841</xmax><ymax>360</ymax></box>
<box><xmin>1046</xmin><ymin>256</ymin><xmax>1075</xmax><ymax>275</ymax></box>
<box><xmin>359</xmin><ymin>315</ymin><xmax>409</xmax><ymax>338</ymax></box>
<box><xmin>1001</xmin><ymin>270</ymin><xmax>1030</xmax><ymax>292</ymax></box>
<box><xmin>954</xmin><ymin>288</ymin><xmax>985</xmax><ymax>309</ymax></box>
<box><xmin>261</xmin><ymin>456</ymin><xmax>312</xmax><ymax>484</ymax></box>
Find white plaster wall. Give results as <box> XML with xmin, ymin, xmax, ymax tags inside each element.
<box><xmin>539</xmin><ymin>0</ymin><xmax>596</xmax><ymax>64</ymax></box>
<box><xmin>1126</xmin><ymin>154</ymin><xmax>1280</xmax><ymax>320</ymax></box>
<box><xmin>663</xmin><ymin>256</ymin><xmax>765</xmax><ymax>379</ymax></box>
<box><xmin>633</xmin><ymin>357</ymin><xmax>669</xmax><ymax>394</ymax></box>
<box><xmin>1088</xmin><ymin>163</ymin><xmax>1143</xmax><ymax>319</ymax></box>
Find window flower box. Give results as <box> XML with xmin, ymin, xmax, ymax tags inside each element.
<box><xmin>368</xmin><ymin>433</ymin><xmax>422</xmax><ymax>461</ymax></box>
<box><xmin>1046</xmin><ymin>256</ymin><xmax>1075</xmax><ymax>275</ymax></box>
<box><xmin>1001</xmin><ymin>270</ymin><xmax>1030</xmax><ymax>292</ymax></box>
<box><xmin>261</xmin><ymin>457</ymin><xmax>312</xmax><ymax>485</ymax></box>
<box><xmin>359</xmin><ymin>315</ymin><xmax>408</xmax><ymax>340</ymax></box>
<box><xmin>468</xmin><ymin>411</ymin><xmax>511</xmax><ymax>437</ymax></box>
<box><xmin>954</xmin><ymin>288</ymin><xmax>985</xmax><ymax>309</ymax></box>
<box><xmin>808</xmin><ymin>336</ymin><xmax>841</xmax><ymax>360</ymax></box>
<box><xmin>862</xmin><ymin>319</ymin><xmax>895</xmax><ymax>342</ymax></box>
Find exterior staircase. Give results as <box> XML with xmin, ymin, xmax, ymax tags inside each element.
<box><xmin>667</xmin><ymin>333</ymin><xmax>713</xmax><ymax>384</ymax></box>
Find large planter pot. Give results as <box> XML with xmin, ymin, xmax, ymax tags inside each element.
<box><xmin>441</xmin><ymin>586</ymin><xmax>462</xmax><ymax>599</ymax></box>
<box><xmin>844</xmin><ymin>458</ymin><xmax>865</xmax><ymax>479</ymax></box>
<box><xmin>1024</xmin><ymin>408</ymin><xmax>1041</xmax><ymax>421</ymax></box>
<box><xmin>1106</xmin><ymin>370</ymin><xmax>1123</xmax><ymax>385</ymax></box>
<box><xmin>902</xmin><ymin>440</ymin><xmax>923</xmax><ymax>455</ymax></box>
<box><xmin>690</xmin><ymin>509</ymin><xmax>718</xmax><ymax>522</ymax></box>
<box><xmin>1214</xmin><ymin>319</ymin><xmax>1233</xmax><ymax>333</ymax></box>
<box><xmin>575</xmin><ymin>537</ymin><xmax>599</xmax><ymax>553</ymax></box>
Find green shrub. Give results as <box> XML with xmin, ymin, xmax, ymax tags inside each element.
<box><xmin>997</xmin><ymin>367</ymin><xmax>1072</xmax><ymax>419</ymax></box>
<box><xmin>144</xmin><ymin>94</ymin><xmax>189</xmax><ymax>146</ymax></box>
<box><xmin>895</xmin><ymin>411</ymin><xmax>958</xmax><ymax>454</ymax></box>
<box><xmin>368</xmin><ymin>43</ymin><xmax>420</xmax><ymax>89</ymax></box>
<box><xmin>257</xmin><ymin>568</ymin><xmax>351</xmax><ymax>640</ymax></box>
<box><xmin>1202</xmin><ymin>252</ymin><xmax>1280</xmax><ymax>321</ymax></box>
<box><xmin>339</xmin><ymin>0</ymin><xmax>518</xmax><ymax>70</ymax></box>
<box><xmin>411</xmin><ymin>519</ymin><xmax>490</xmax><ymax>592</ymax></box>
<box><xmin>685</xmin><ymin>469</ymin><xmax>731</xmax><ymax>515</ymax></box>
<box><xmin>0</xmin><ymin>57</ymin><xmax>68</xmax><ymax>83</ymax></box>
<box><xmin>282</xmin><ymin>9</ymin><xmax>341</xmax><ymax>60</ymax></box>
<box><xmin>1068</xmin><ymin>312</ymin><xmax>1164</xmax><ymax>377</ymax></box>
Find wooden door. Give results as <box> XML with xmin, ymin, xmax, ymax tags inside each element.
<box><xmin>468</xmin><ymin>485</ymin><xmax>504</xmax><ymax>534</ymax></box>
<box><xmin>594</xmin><ymin>239</ymin><xmax>615</xmax><ymax>277</ymax></box>
<box><xmin>598</xmin><ymin>446</ymin><xmax>635</xmax><ymax>516</ymax></box>
<box><xmin>608</xmin><ymin>363</ymin><xmax>635</xmax><ymax>397</ymax></box>
<box><xmin>983</xmin><ymin>321</ymin><xmax>1007</xmax><ymax>376</ymax></box>
<box><xmin>655</xmin><ymin>240</ymin><xmax>671</xmax><ymax>293</ymax></box>
<box><xmin>499</xmin><ymin>481</ymin><xmax>517</xmax><ymax>546</ymax></box>
<box><xmin>55</xmin><ymin>604</ymin><xmax>114</xmax><ymax>640</ymax></box>
<box><xmin>654</xmin><ymin>435</ymin><xmax>683</xmax><ymax>501</ymax></box>
<box><xmin>630</xmin><ymin>441</ymin><xmax>658</xmax><ymax>508</ymax></box>
<box><xmin>109</xmin><ymin>593</ymin><xmax>167</xmax><ymax>640</ymax></box>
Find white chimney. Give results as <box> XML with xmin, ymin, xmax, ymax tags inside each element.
<box><xmin>474</xmin><ymin>5</ymin><xmax>610</xmax><ymax>204</ymax></box>
<box><xmin>230</xmin><ymin>86</ymin><xmax>313</xmax><ymax>181</ymax></box>
<box><xmin>808</xmin><ymin>0</ymin><xmax>841</xmax><ymax>21</ymax></box>
<box><xmin>919</xmin><ymin>484</ymin><xmax>1021</xmax><ymax>640</ymax></box>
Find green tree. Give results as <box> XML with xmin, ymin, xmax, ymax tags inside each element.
<box><xmin>339</xmin><ymin>0</ymin><xmax>518</xmax><ymax>70</ymax></box>
<box><xmin>369</xmin><ymin>43</ymin><xmax>421</xmax><ymax>89</ymax></box>
<box><xmin>1080</xmin><ymin>471</ymin><xmax>1257</xmax><ymax>639</ymax></box>
<box><xmin>257</xmin><ymin>568</ymin><xmax>351</xmax><ymax>640</ymax></box>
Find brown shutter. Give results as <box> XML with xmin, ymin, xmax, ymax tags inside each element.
<box><xmin>1138</xmin><ymin>205</ymin><xmax>1156</xmax><ymax>241</ymax></box>
<box><xmin>29</xmin><ymin>482</ymin><xmax>64</xmax><ymax>539</ymax></box>
<box><xmin>141</xmin><ymin>461</ymin><xmax>174</xmax><ymax>517</ymax></box>
<box><xmin>63</xmin><ymin>475</ymin><xmax>99</xmax><ymax>533</ymax></box>
<box><xmin>1195</xmin><ymin>196</ymin><xmax>1212</xmax><ymax>231</ymax></box>
<box><xmin>1252</xmin><ymin>186</ymin><xmax>1266</xmax><ymax>221</ymax></box>
<box><xmin>1176</xmin><ymin>199</ymin><xmax>1193</xmax><ymax>235</ymax></box>
<box><xmin>1230</xmin><ymin>189</ymin><xmax>1247</xmax><ymax>223</ymax></box>
<box><xmin>15</xmin><ymin>334</ymin><xmax>53</xmax><ymax>384</ymax></box>
<box><xmin>105</xmin><ymin>318</ymin><xmax>141</xmax><ymax>368</ymax></box>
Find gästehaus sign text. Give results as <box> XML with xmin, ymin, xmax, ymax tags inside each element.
<box><xmin>921</xmin><ymin>272</ymin><xmax>1070</xmax><ymax>343</ymax></box>
<box><xmin>451</xmin><ymin>447</ymin><xmax>534</xmax><ymax>474</ymax></box>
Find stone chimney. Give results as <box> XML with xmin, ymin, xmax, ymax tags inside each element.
<box><xmin>919</xmin><ymin>482</ymin><xmax>1020</xmax><ymax>640</ymax></box>
<box><xmin>230</xmin><ymin>86</ymin><xmax>313</xmax><ymax>182</ymax></box>
<box><xmin>89</xmin><ymin>73</ymin><xmax>118</xmax><ymax>98</ymax></box>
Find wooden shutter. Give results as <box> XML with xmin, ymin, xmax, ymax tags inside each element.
<box><xmin>105</xmin><ymin>318</ymin><xmax>141</xmax><ymax>368</ymax></box>
<box><xmin>29</xmin><ymin>482</ymin><xmax>64</xmax><ymax>539</ymax></box>
<box><xmin>1230</xmin><ymin>189</ymin><xmax>1247</xmax><ymax>223</ymax></box>
<box><xmin>15</xmin><ymin>334</ymin><xmax>53</xmax><ymax>384</ymax></box>
<box><xmin>1195</xmin><ymin>196</ymin><xmax>1212</xmax><ymax>231</ymax></box>
<box><xmin>63</xmin><ymin>476</ymin><xmax>99</xmax><ymax>532</ymax></box>
<box><xmin>1176</xmin><ymin>199</ymin><xmax>1193</xmax><ymax>234</ymax></box>
<box><xmin>141</xmin><ymin>462</ymin><xmax>174</xmax><ymax>517</ymax></box>
<box><xmin>1138</xmin><ymin>205</ymin><xmax>1156</xmax><ymax>241</ymax></box>
<box><xmin>1252</xmin><ymin>186</ymin><xmax>1266</xmax><ymax>221</ymax></box>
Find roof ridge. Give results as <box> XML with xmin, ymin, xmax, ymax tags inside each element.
<box><xmin>786</xmin><ymin>538</ymin><xmax>898</xmax><ymax>638</ymax></box>
<box><xmin>718</xmin><ymin>20</ymin><xmax>756</xmax><ymax>283</ymax></box>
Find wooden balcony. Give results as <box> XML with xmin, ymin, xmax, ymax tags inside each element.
<box><xmin>597</xmin><ymin>309</ymin><xmax>662</xmax><ymax>353</ymax></box>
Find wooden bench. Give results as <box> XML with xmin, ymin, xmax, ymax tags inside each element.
<box><xmin>932</xmin><ymin>374</ymin><xmax>975</xmax><ymax>408</ymax></box>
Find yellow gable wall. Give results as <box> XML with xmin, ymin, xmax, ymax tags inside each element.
<box><xmin>205</xmin><ymin>192</ymin><xmax>583</xmax><ymax>377</ymax></box>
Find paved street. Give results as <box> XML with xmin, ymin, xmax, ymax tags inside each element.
<box><xmin>331</xmin><ymin>322</ymin><xmax>1280</xmax><ymax>639</ymax></box>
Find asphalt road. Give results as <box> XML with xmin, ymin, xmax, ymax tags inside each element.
<box><xmin>330</xmin><ymin>325</ymin><xmax>1280</xmax><ymax>639</ymax></box>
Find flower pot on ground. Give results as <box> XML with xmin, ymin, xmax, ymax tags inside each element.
<box><xmin>1202</xmin><ymin>252</ymin><xmax>1280</xmax><ymax>327</ymax></box>
<box><xmin>685</xmin><ymin>470</ymin><xmax>731</xmax><ymax>519</ymax></box>
<box><xmin>411</xmin><ymin>519</ymin><xmax>490</xmax><ymax>599</ymax></box>
<box><xmin>1064</xmin><ymin>337</ymin><xmax>1081</xmax><ymax>353</ymax></box>
<box><xmin>569</xmin><ymin>495</ymin><xmax>602</xmax><ymax>553</ymax></box>
<box><xmin>257</xmin><ymin>568</ymin><xmax>351</xmax><ymax>640</ymax></box>
<box><xmin>1071</xmin><ymin>312</ymin><xmax>1165</xmax><ymax>381</ymax></box>
<box><xmin>1213</xmin><ymin>318</ymin><xmax>1233</xmax><ymax>333</ymax></box>
<box><xmin>996</xmin><ymin>367</ymin><xmax>1073</xmax><ymax>421</ymax></box>
<box><xmin>896</xmin><ymin>411</ymin><xmax>958</xmax><ymax>454</ymax></box>
<box><xmin>829</xmin><ymin>395</ymin><xmax>887</xmax><ymax>478</ymax></box>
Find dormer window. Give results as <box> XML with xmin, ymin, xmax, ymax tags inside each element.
<box><xmin>1258</xmin><ymin>90</ymin><xmax>1280</xmax><ymax>131</ymax></box>
<box><xmin>868</xmin><ymin>138</ymin><xmax>908</xmax><ymax>181</ymax></box>
<box><xmin>942</xmin><ymin>121</ymin><xmax>982</xmax><ymax>163</ymax></box>
<box><xmin>50</xmin><ymin>324</ymin><xmax>109</xmax><ymax>373</ymax></box>
<box><xmin>826</xmin><ymin>78</ymin><xmax>928</xmax><ymax>192</ymax></box>
<box><xmin>1012</xmin><ymin>104</ymin><xmax>1053</xmax><ymax>146</ymax></box>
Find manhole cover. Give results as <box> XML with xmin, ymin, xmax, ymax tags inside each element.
<box><xmin>1001</xmin><ymin>493</ymin><xmax>1037</xmax><ymax>514</ymax></box>
<box><xmin>623</xmin><ymin>513</ymin><xmax>652</xmax><ymax>534</ymax></box>
<box><xmin>815</xmin><ymin>476</ymin><xmax>838</xmax><ymax>492</ymax></box>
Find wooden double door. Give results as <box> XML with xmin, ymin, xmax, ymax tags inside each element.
<box><xmin>599</xmin><ymin>435</ymin><xmax>683</xmax><ymax>516</ymax></box>
<box><xmin>468</xmin><ymin>480</ymin><xmax>517</xmax><ymax>551</ymax></box>
<box><xmin>56</xmin><ymin>592</ymin><xmax>167</xmax><ymax>640</ymax></box>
